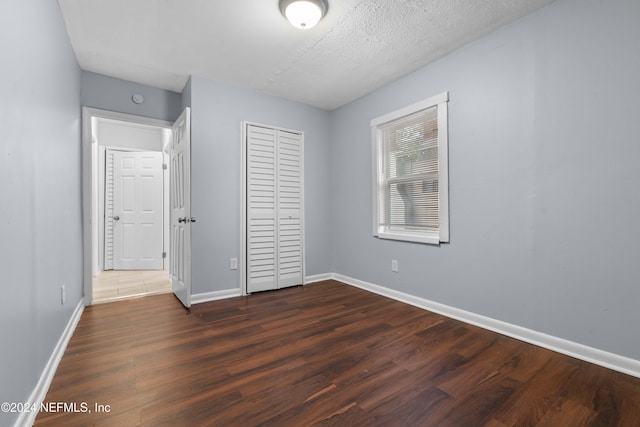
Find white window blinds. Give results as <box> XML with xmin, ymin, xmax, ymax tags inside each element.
<box><xmin>372</xmin><ymin>92</ymin><xmax>449</xmax><ymax>245</ymax></box>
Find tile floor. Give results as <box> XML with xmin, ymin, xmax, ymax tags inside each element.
<box><xmin>93</xmin><ymin>269</ymin><xmax>171</xmax><ymax>304</ymax></box>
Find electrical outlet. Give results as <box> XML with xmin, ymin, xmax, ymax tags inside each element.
<box><xmin>391</xmin><ymin>260</ymin><xmax>398</xmax><ymax>273</ymax></box>
<box><xmin>61</xmin><ymin>284</ymin><xmax>66</xmax><ymax>305</ymax></box>
<box><xmin>230</xmin><ymin>258</ymin><xmax>238</xmax><ymax>270</ymax></box>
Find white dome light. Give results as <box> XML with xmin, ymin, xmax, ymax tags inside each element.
<box><xmin>280</xmin><ymin>0</ymin><xmax>328</xmax><ymax>30</ymax></box>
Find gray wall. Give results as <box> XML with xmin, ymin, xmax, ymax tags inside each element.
<box><xmin>82</xmin><ymin>71</ymin><xmax>183</xmax><ymax>122</ymax></box>
<box><xmin>181</xmin><ymin>76</ymin><xmax>192</xmax><ymax>111</ymax></box>
<box><xmin>330</xmin><ymin>0</ymin><xmax>640</xmax><ymax>360</ymax></box>
<box><xmin>0</xmin><ymin>1</ymin><xmax>82</xmax><ymax>425</ymax></box>
<box><xmin>97</xmin><ymin>119</ymin><xmax>167</xmax><ymax>151</ymax></box>
<box><xmin>189</xmin><ymin>76</ymin><xmax>332</xmax><ymax>294</ymax></box>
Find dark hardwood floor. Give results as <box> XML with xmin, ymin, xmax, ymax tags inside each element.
<box><xmin>35</xmin><ymin>280</ymin><xmax>640</xmax><ymax>426</ymax></box>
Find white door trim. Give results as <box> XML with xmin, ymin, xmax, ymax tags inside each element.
<box><xmin>240</xmin><ymin>121</ymin><xmax>306</xmax><ymax>296</ymax></box>
<box><xmin>81</xmin><ymin>107</ymin><xmax>172</xmax><ymax>306</ymax></box>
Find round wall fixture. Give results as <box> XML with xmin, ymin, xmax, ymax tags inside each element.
<box><xmin>279</xmin><ymin>0</ymin><xmax>328</xmax><ymax>29</ymax></box>
<box><xmin>132</xmin><ymin>93</ymin><xmax>145</xmax><ymax>104</ymax></box>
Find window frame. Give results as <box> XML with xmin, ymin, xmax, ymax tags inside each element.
<box><xmin>371</xmin><ymin>91</ymin><xmax>449</xmax><ymax>245</ymax></box>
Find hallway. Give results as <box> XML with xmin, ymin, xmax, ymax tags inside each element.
<box><xmin>93</xmin><ymin>270</ymin><xmax>171</xmax><ymax>304</ymax></box>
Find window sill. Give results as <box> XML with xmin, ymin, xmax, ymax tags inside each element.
<box><xmin>375</xmin><ymin>230</ymin><xmax>442</xmax><ymax>245</ymax></box>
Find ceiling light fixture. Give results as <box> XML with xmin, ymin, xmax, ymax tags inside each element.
<box><xmin>279</xmin><ymin>0</ymin><xmax>328</xmax><ymax>30</ymax></box>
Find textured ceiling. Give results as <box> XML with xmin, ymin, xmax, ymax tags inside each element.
<box><xmin>58</xmin><ymin>0</ymin><xmax>555</xmax><ymax>110</ymax></box>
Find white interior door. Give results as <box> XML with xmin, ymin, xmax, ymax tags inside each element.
<box><xmin>112</xmin><ymin>150</ymin><xmax>164</xmax><ymax>270</ymax></box>
<box><xmin>170</xmin><ymin>108</ymin><xmax>192</xmax><ymax>308</ymax></box>
<box><xmin>246</xmin><ymin>124</ymin><xmax>303</xmax><ymax>294</ymax></box>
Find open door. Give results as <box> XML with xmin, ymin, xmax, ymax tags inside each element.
<box><xmin>170</xmin><ymin>108</ymin><xmax>192</xmax><ymax>308</ymax></box>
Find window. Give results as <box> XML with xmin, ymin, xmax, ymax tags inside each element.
<box><xmin>371</xmin><ymin>92</ymin><xmax>449</xmax><ymax>245</ymax></box>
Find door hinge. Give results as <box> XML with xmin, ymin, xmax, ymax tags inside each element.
<box><xmin>162</xmin><ymin>252</ymin><xmax>166</xmax><ymax>259</ymax></box>
<box><xmin>163</xmin><ymin>163</ymin><xmax>167</xmax><ymax>170</ymax></box>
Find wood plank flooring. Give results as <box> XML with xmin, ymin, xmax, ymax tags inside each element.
<box><xmin>36</xmin><ymin>280</ymin><xmax>640</xmax><ymax>426</ymax></box>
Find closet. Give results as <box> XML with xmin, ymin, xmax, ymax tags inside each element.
<box><xmin>245</xmin><ymin>123</ymin><xmax>304</xmax><ymax>293</ymax></box>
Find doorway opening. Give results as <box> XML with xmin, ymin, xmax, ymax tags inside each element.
<box><xmin>83</xmin><ymin>109</ymin><xmax>173</xmax><ymax>304</ymax></box>
<box><xmin>82</xmin><ymin>107</ymin><xmax>192</xmax><ymax>308</ymax></box>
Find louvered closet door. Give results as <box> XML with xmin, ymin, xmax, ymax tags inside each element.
<box><xmin>247</xmin><ymin>125</ymin><xmax>303</xmax><ymax>293</ymax></box>
<box><xmin>277</xmin><ymin>130</ymin><xmax>303</xmax><ymax>288</ymax></box>
<box><xmin>247</xmin><ymin>126</ymin><xmax>278</xmax><ymax>292</ymax></box>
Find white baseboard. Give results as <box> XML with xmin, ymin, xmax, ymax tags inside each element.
<box><xmin>15</xmin><ymin>300</ymin><xmax>85</xmax><ymax>427</ymax></box>
<box><xmin>304</xmin><ymin>273</ymin><xmax>333</xmax><ymax>284</ymax></box>
<box><xmin>191</xmin><ymin>288</ymin><xmax>242</xmax><ymax>305</ymax></box>
<box><xmin>330</xmin><ymin>273</ymin><xmax>640</xmax><ymax>379</ymax></box>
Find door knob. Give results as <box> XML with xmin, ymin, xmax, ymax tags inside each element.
<box><xmin>190</xmin><ymin>217</ymin><xmax>196</xmax><ymax>223</ymax></box>
<box><xmin>113</xmin><ymin>216</ymin><xmax>120</xmax><ymax>221</ymax></box>
<box><xmin>178</xmin><ymin>217</ymin><xmax>187</xmax><ymax>223</ymax></box>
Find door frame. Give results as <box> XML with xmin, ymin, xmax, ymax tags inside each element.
<box><xmin>239</xmin><ymin>121</ymin><xmax>306</xmax><ymax>296</ymax></box>
<box><xmin>82</xmin><ymin>107</ymin><xmax>173</xmax><ymax>306</ymax></box>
